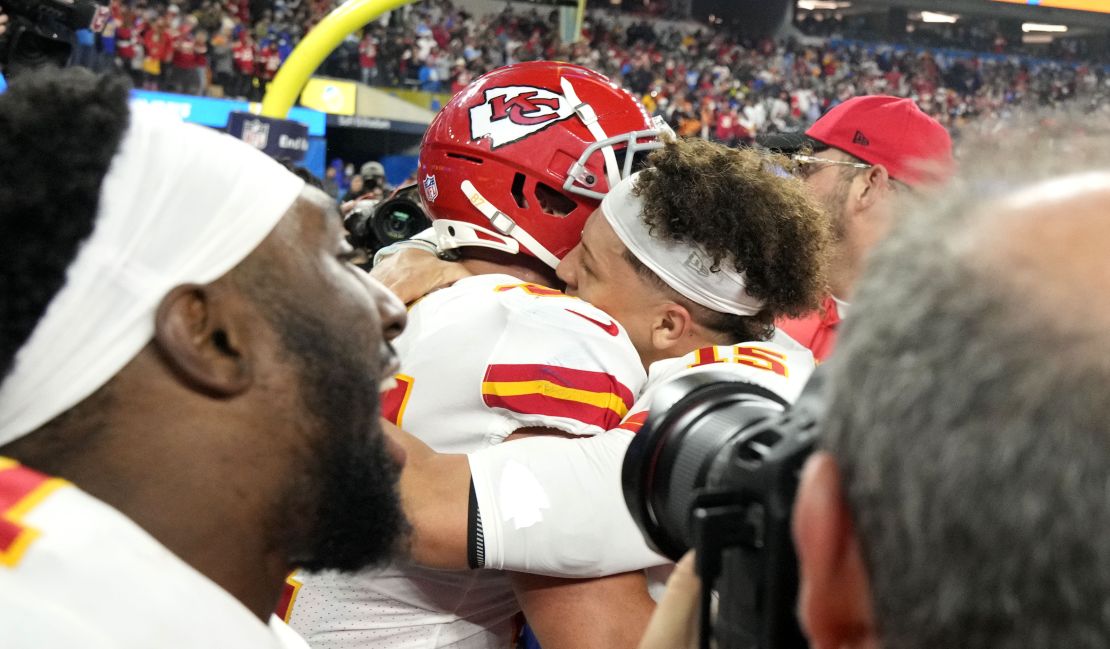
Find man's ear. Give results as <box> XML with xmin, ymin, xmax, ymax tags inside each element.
<box><xmin>855</xmin><ymin>164</ymin><xmax>891</xmax><ymax>212</ymax></box>
<box><xmin>650</xmin><ymin>302</ymin><xmax>696</xmax><ymax>355</ymax></box>
<box><xmin>793</xmin><ymin>453</ymin><xmax>878</xmax><ymax>649</ymax></box>
<box><xmin>154</xmin><ymin>283</ymin><xmax>253</xmax><ymax>397</ymax></box>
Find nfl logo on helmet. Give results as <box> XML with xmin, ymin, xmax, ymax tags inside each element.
<box><xmin>422</xmin><ymin>175</ymin><xmax>439</xmax><ymax>203</ymax></box>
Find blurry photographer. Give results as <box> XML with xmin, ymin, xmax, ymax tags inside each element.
<box><xmin>640</xmin><ymin>138</ymin><xmax>1110</xmax><ymax>649</ymax></box>
<box><xmin>0</xmin><ymin>0</ymin><xmax>107</xmax><ymax>75</ymax></box>
<box><xmin>359</xmin><ymin>160</ymin><xmax>388</xmax><ymax>199</ymax></box>
<box><xmin>341</xmin><ymin>173</ymin><xmax>367</xmax><ymax>203</ymax></box>
<box><xmin>340</xmin><ymin>182</ymin><xmax>431</xmax><ymax>266</ymax></box>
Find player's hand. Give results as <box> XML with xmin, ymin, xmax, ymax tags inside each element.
<box><xmin>637</xmin><ymin>552</ymin><xmax>700</xmax><ymax>649</ymax></box>
<box><xmin>0</xmin><ymin>13</ymin><xmax>9</xmax><ymax>38</ymax></box>
<box><xmin>371</xmin><ymin>247</ymin><xmax>472</xmax><ymax>305</ymax></box>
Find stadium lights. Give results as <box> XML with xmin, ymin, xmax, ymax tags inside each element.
<box><xmin>797</xmin><ymin>1</ymin><xmax>849</xmax><ymax>10</ymax></box>
<box><xmin>1022</xmin><ymin>22</ymin><xmax>1068</xmax><ymax>32</ymax></box>
<box><xmin>920</xmin><ymin>11</ymin><xmax>958</xmax><ymax>23</ymax></box>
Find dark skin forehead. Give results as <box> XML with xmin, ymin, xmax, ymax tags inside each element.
<box><xmin>274</xmin><ymin>186</ymin><xmax>344</xmax><ymax>250</ymax></box>
<box><xmin>243</xmin><ymin>187</ymin><xmax>353</xmax><ymax>283</ymax></box>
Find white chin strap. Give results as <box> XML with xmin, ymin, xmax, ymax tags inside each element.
<box><xmin>437</xmin><ymin>180</ymin><xmax>562</xmax><ymax>270</ymax></box>
<box><xmin>560</xmin><ymin>77</ymin><xmax>621</xmax><ymax>190</ymax></box>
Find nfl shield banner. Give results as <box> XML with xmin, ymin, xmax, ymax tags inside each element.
<box><xmin>227</xmin><ymin>112</ymin><xmax>310</xmax><ymax>163</ymax></box>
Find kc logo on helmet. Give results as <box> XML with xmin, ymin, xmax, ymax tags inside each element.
<box><xmin>469</xmin><ymin>85</ymin><xmax>575</xmax><ymax>149</ymax></box>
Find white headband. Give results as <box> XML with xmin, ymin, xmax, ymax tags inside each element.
<box><xmin>601</xmin><ymin>171</ymin><xmax>765</xmax><ymax>317</ymax></box>
<box><xmin>0</xmin><ymin>109</ymin><xmax>306</xmax><ymax>446</ymax></box>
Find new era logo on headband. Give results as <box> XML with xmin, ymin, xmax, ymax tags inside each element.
<box><xmin>470</xmin><ymin>85</ymin><xmax>575</xmax><ymax>149</ymax></box>
<box><xmin>853</xmin><ymin>130</ymin><xmax>870</xmax><ymax>146</ymax></box>
<box><xmin>684</xmin><ymin>252</ymin><xmax>712</xmax><ymax>278</ymax></box>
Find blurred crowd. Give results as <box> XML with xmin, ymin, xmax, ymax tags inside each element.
<box><xmin>74</xmin><ymin>0</ymin><xmax>337</xmax><ymax>99</ymax></box>
<box><xmin>796</xmin><ymin>10</ymin><xmax>1108</xmax><ymax>63</ymax></box>
<box><xmin>77</xmin><ymin>0</ymin><xmax>1110</xmax><ymax>141</ymax></box>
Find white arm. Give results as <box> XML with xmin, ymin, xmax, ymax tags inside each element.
<box><xmin>469</xmin><ymin>429</ymin><xmax>669</xmax><ymax>578</ymax></box>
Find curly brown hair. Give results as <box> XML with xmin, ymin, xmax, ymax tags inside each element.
<box><xmin>632</xmin><ymin>137</ymin><xmax>830</xmax><ymax>341</ymax></box>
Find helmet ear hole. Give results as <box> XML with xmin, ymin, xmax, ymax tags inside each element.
<box><xmin>534</xmin><ymin>182</ymin><xmax>578</xmax><ymax>217</ymax></box>
<box><xmin>511</xmin><ymin>173</ymin><xmax>529</xmax><ymax>210</ymax></box>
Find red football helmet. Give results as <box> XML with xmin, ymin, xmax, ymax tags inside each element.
<box><xmin>417</xmin><ymin>61</ymin><xmax>669</xmax><ymax>269</ymax></box>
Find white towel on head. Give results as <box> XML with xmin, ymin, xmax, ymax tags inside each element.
<box><xmin>0</xmin><ymin>109</ymin><xmax>305</xmax><ymax>446</ymax></box>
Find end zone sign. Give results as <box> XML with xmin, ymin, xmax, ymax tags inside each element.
<box><xmin>227</xmin><ymin>112</ymin><xmax>310</xmax><ymax>163</ymax></box>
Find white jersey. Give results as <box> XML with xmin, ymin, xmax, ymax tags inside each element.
<box><xmin>0</xmin><ymin>458</ymin><xmax>307</xmax><ymax>649</ymax></box>
<box><xmin>468</xmin><ymin>339</ymin><xmax>814</xmax><ymax>578</ymax></box>
<box><xmin>287</xmin><ymin>274</ymin><xmax>645</xmax><ymax>649</ymax></box>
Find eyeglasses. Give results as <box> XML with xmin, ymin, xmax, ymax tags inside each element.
<box><xmin>789</xmin><ymin>154</ymin><xmax>873</xmax><ymax>179</ymax></box>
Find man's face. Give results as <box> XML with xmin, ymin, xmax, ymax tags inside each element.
<box><xmin>244</xmin><ymin>188</ymin><xmax>409</xmax><ymax>572</ymax></box>
<box><xmin>796</xmin><ymin>147</ymin><xmax>858</xmax><ymax>242</ymax></box>
<box><xmin>556</xmin><ymin>209</ymin><xmax>667</xmax><ymax>365</ymax></box>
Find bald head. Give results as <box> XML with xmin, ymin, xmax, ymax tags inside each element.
<box><xmin>808</xmin><ymin>167</ymin><xmax>1110</xmax><ymax>649</ymax></box>
<box><xmin>972</xmin><ymin>172</ymin><xmax>1110</xmax><ymax>327</ymax></box>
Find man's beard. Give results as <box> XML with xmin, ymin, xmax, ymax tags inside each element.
<box><xmin>826</xmin><ymin>169</ymin><xmax>857</xmax><ymax>243</ymax></box>
<box><xmin>265</xmin><ymin>300</ymin><xmax>409</xmax><ymax>573</ymax></box>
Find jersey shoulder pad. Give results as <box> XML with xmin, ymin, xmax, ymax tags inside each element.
<box><xmin>672</xmin><ymin>342</ymin><xmax>814</xmax><ymax>403</ymax></box>
<box><xmin>480</xmin><ymin>280</ymin><xmax>645</xmax><ymax>437</ymax></box>
<box><xmin>486</xmin><ymin>279</ymin><xmax>628</xmax><ymax>340</ymax></box>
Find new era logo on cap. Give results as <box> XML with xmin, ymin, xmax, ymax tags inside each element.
<box><xmin>803</xmin><ymin>95</ymin><xmax>953</xmax><ymax>187</ymax></box>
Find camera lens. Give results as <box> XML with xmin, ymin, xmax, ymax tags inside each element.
<box><xmin>622</xmin><ymin>370</ymin><xmax>789</xmax><ymax>560</ymax></box>
<box><xmin>343</xmin><ymin>201</ymin><xmax>379</xmax><ymax>252</ymax></box>
<box><xmin>621</xmin><ymin>369</ymin><xmax>827</xmax><ymax>649</ymax></box>
<box><xmin>372</xmin><ymin>204</ymin><xmax>425</xmax><ymax>244</ymax></box>
<box><xmin>370</xmin><ymin>197</ymin><xmax>431</xmax><ymax>247</ymax></box>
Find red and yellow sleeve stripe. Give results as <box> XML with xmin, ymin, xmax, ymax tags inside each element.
<box><xmin>616</xmin><ymin>411</ymin><xmax>649</xmax><ymax>434</ymax></box>
<box><xmin>0</xmin><ymin>458</ymin><xmax>68</xmax><ymax>568</ymax></box>
<box><xmin>380</xmin><ymin>374</ymin><xmax>415</xmax><ymax>427</ymax></box>
<box><xmin>482</xmin><ymin>364</ymin><xmax>636</xmax><ymax>431</ymax></box>
<box><xmin>275</xmin><ymin>571</ymin><xmax>303</xmax><ymax>622</ymax></box>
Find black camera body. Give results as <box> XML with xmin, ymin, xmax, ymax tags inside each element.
<box><xmin>0</xmin><ymin>0</ymin><xmax>105</xmax><ymax>72</ymax></box>
<box><xmin>344</xmin><ymin>184</ymin><xmax>432</xmax><ymax>264</ymax></box>
<box><xmin>623</xmin><ymin>368</ymin><xmax>827</xmax><ymax>649</ymax></box>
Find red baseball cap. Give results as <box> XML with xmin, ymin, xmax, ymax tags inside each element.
<box><xmin>761</xmin><ymin>95</ymin><xmax>954</xmax><ymax>187</ymax></box>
